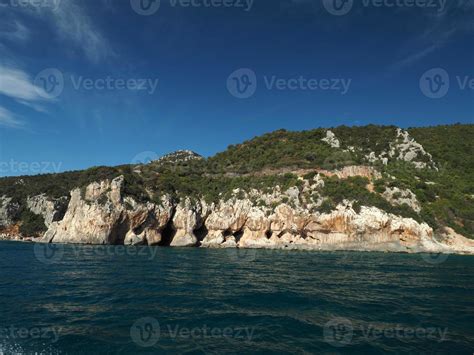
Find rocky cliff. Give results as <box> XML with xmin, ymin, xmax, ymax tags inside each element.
<box><xmin>9</xmin><ymin>173</ymin><xmax>467</xmax><ymax>255</ymax></box>
<box><xmin>1</xmin><ymin>124</ymin><xmax>473</xmax><ymax>255</ymax></box>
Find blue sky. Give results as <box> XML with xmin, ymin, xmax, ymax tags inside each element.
<box><xmin>0</xmin><ymin>0</ymin><xmax>473</xmax><ymax>176</ymax></box>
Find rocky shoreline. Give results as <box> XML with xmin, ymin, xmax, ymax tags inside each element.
<box><xmin>1</xmin><ymin>173</ymin><xmax>473</xmax><ymax>256</ymax></box>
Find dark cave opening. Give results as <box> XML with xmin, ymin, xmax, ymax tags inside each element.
<box><xmin>194</xmin><ymin>224</ymin><xmax>209</xmax><ymax>242</ymax></box>
<box><xmin>233</xmin><ymin>229</ymin><xmax>244</xmax><ymax>242</ymax></box>
<box><xmin>159</xmin><ymin>219</ymin><xmax>176</xmax><ymax>247</ymax></box>
<box><xmin>109</xmin><ymin>218</ymin><xmax>130</xmax><ymax>245</ymax></box>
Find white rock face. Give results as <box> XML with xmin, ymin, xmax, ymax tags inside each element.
<box><xmin>171</xmin><ymin>198</ymin><xmax>210</xmax><ymax>247</ymax></box>
<box><xmin>0</xmin><ymin>196</ymin><xmax>19</xmax><ymax>227</ymax></box>
<box><xmin>8</xmin><ymin>175</ymin><xmax>467</xmax><ymax>256</ymax></box>
<box><xmin>41</xmin><ymin>176</ymin><xmax>174</xmax><ymax>245</ymax></box>
<box><xmin>382</xmin><ymin>187</ymin><xmax>421</xmax><ymax>213</ymax></box>
<box><xmin>27</xmin><ymin>194</ymin><xmax>68</xmax><ymax>227</ymax></box>
<box><xmin>333</xmin><ymin>166</ymin><xmax>382</xmax><ymax>180</ymax></box>
<box><xmin>322</xmin><ymin>130</ymin><xmax>341</xmax><ymax>148</ymax></box>
<box><xmin>156</xmin><ymin>150</ymin><xmax>203</xmax><ymax>164</ymax></box>
<box><xmin>389</xmin><ymin>129</ymin><xmax>436</xmax><ymax>169</ymax></box>
<box><xmin>361</xmin><ymin>129</ymin><xmax>436</xmax><ymax>169</ymax></box>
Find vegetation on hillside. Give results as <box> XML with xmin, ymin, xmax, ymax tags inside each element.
<box><xmin>1</xmin><ymin>124</ymin><xmax>472</xmax><ymax>238</ymax></box>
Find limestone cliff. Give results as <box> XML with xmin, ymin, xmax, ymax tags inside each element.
<box><xmin>1</xmin><ymin>124</ymin><xmax>473</xmax><ymax>255</ymax></box>
<box><xmin>23</xmin><ymin>174</ymin><xmax>472</xmax><ymax>255</ymax></box>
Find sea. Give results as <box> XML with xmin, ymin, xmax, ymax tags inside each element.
<box><xmin>0</xmin><ymin>241</ymin><xmax>473</xmax><ymax>354</ymax></box>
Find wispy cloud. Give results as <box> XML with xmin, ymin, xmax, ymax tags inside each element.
<box><xmin>0</xmin><ymin>65</ymin><xmax>52</xmax><ymax>101</ymax></box>
<box><xmin>0</xmin><ymin>20</ymin><xmax>30</xmax><ymax>42</ymax></box>
<box><xmin>17</xmin><ymin>100</ymin><xmax>49</xmax><ymax>114</ymax></box>
<box><xmin>0</xmin><ymin>106</ymin><xmax>24</xmax><ymax>128</ymax></box>
<box><xmin>391</xmin><ymin>27</ymin><xmax>457</xmax><ymax>70</ymax></box>
<box><xmin>41</xmin><ymin>0</ymin><xmax>114</xmax><ymax>63</ymax></box>
<box><xmin>1</xmin><ymin>0</ymin><xmax>113</xmax><ymax>64</ymax></box>
<box><xmin>0</xmin><ymin>65</ymin><xmax>55</xmax><ymax>124</ymax></box>
<box><xmin>390</xmin><ymin>1</ymin><xmax>474</xmax><ymax>70</ymax></box>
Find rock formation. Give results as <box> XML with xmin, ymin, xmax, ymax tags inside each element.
<box><xmin>40</xmin><ymin>176</ymin><xmax>174</xmax><ymax>246</ymax></box>
<box><xmin>0</xmin><ymin>196</ymin><xmax>20</xmax><ymax>227</ymax></box>
<box><xmin>19</xmin><ymin>175</ymin><xmax>471</xmax><ymax>255</ymax></box>
<box><xmin>27</xmin><ymin>194</ymin><xmax>68</xmax><ymax>227</ymax></box>
<box><xmin>0</xmin><ymin>124</ymin><xmax>472</xmax><ymax>256</ymax></box>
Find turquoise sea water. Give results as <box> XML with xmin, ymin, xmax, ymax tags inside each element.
<box><xmin>0</xmin><ymin>241</ymin><xmax>473</xmax><ymax>354</ymax></box>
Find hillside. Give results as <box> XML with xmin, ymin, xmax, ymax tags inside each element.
<box><xmin>0</xmin><ymin>124</ymin><xmax>473</xmax><ymax>245</ymax></box>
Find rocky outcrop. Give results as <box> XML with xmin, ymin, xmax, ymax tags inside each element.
<box><xmin>0</xmin><ymin>196</ymin><xmax>20</xmax><ymax>227</ymax></box>
<box><xmin>0</xmin><ymin>174</ymin><xmax>468</xmax><ymax>256</ymax></box>
<box><xmin>27</xmin><ymin>194</ymin><xmax>68</xmax><ymax>227</ymax></box>
<box><xmin>322</xmin><ymin>130</ymin><xmax>341</xmax><ymax>148</ymax></box>
<box><xmin>156</xmin><ymin>150</ymin><xmax>203</xmax><ymax>165</ymax></box>
<box><xmin>171</xmin><ymin>198</ymin><xmax>210</xmax><ymax>247</ymax></box>
<box><xmin>40</xmin><ymin>176</ymin><xmax>174</xmax><ymax>245</ymax></box>
<box><xmin>382</xmin><ymin>187</ymin><xmax>421</xmax><ymax>213</ymax></box>
<box><xmin>321</xmin><ymin>128</ymin><xmax>435</xmax><ymax>169</ymax></box>
<box><xmin>389</xmin><ymin>129</ymin><xmax>436</xmax><ymax>169</ymax></box>
<box><xmin>319</xmin><ymin>166</ymin><xmax>382</xmax><ymax>181</ymax></box>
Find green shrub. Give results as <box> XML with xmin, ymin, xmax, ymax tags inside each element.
<box><xmin>19</xmin><ymin>210</ymin><xmax>47</xmax><ymax>237</ymax></box>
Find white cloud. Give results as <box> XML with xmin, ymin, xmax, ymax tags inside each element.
<box><xmin>17</xmin><ymin>100</ymin><xmax>49</xmax><ymax>114</ymax></box>
<box><xmin>42</xmin><ymin>0</ymin><xmax>114</xmax><ymax>63</ymax></box>
<box><xmin>0</xmin><ymin>106</ymin><xmax>23</xmax><ymax>128</ymax></box>
<box><xmin>0</xmin><ymin>20</ymin><xmax>30</xmax><ymax>42</ymax></box>
<box><xmin>390</xmin><ymin>2</ymin><xmax>473</xmax><ymax>70</ymax></box>
<box><xmin>1</xmin><ymin>0</ymin><xmax>113</xmax><ymax>64</ymax></box>
<box><xmin>0</xmin><ymin>65</ymin><xmax>53</xmax><ymax>101</ymax></box>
